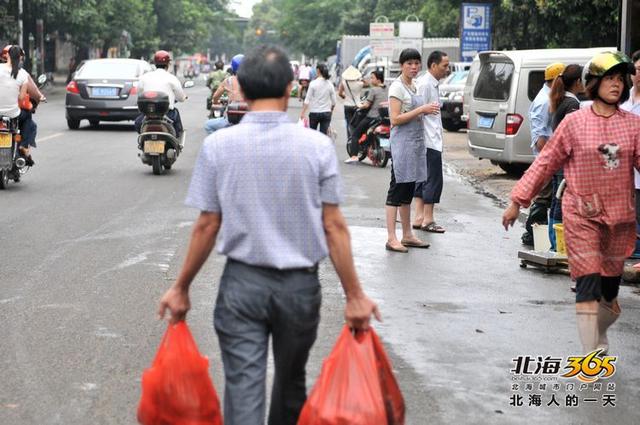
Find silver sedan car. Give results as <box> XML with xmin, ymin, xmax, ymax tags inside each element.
<box><xmin>65</xmin><ymin>58</ymin><xmax>153</xmax><ymax>129</ymax></box>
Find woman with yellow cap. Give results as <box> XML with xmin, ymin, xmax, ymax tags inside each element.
<box><xmin>503</xmin><ymin>52</ymin><xmax>640</xmax><ymax>355</ymax></box>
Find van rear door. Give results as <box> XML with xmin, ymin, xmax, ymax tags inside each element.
<box><xmin>468</xmin><ymin>53</ymin><xmax>516</xmax><ymax>151</ymax></box>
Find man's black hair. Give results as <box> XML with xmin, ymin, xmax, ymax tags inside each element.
<box><xmin>237</xmin><ymin>45</ymin><xmax>294</xmax><ymax>100</ymax></box>
<box><xmin>427</xmin><ymin>50</ymin><xmax>448</xmax><ymax>68</ymax></box>
<box><xmin>156</xmin><ymin>64</ymin><xmax>168</xmax><ymax>70</ymax></box>
<box><xmin>632</xmin><ymin>49</ymin><xmax>640</xmax><ymax>64</ymax></box>
<box><xmin>215</xmin><ymin>60</ymin><xmax>224</xmax><ymax>70</ymax></box>
<box><xmin>399</xmin><ymin>48</ymin><xmax>421</xmax><ymax>65</ymax></box>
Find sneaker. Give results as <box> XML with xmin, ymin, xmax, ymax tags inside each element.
<box><xmin>25</xmin><ymin>156</ymin><xmax>34</xmax><ymax>166</ymax></box>
<box><xmin>344</xmin><ymin>157</ymin><xmax>358</xmax><ymax>164</ymax></box>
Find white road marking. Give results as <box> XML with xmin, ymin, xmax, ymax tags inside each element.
<box><xmin>38</xmin><ymin>132</ymin><xmax>64</xmax><ymax>142</ymax></box>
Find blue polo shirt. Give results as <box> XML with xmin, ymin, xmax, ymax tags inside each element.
<box><xmin>185</xmin><ymin>111</ymin><xmax>343</xmax><ymax>269</ymax></box>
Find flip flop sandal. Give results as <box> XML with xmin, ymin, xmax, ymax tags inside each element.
<box><xmin>401</xmin><ymin>239</ymin><xmax>430</xmax><ymax>249</ymax></box>
<box><xmin>421</xmin><ymin>222</ymin><xmax>446</xmax><ymax>233</ymax></box>
<box><xmin>385</xmin><ymin>242</ymin><xmax>409</xmax><ymax>253</ymax></box>
<box><xmin>412</xmin><ymin>224</ymin><xmax>423</xmax><ymax>230</ymax></box>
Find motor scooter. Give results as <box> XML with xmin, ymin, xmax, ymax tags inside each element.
<box><xmin>136</xmin><ymin>81</ymin><xmax>193</xmax><ymax>175</ymax></box>
<box><xmin>349</xmin><ymin>101</ymin><xmax>391</xmax><ymax>168</ymax></box>
<box><xmin>0</xmin><ymin>116</ymin><xmax>28</xmax><ymax>189</ymax></box>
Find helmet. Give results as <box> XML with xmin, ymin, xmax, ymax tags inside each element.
<box><xmin>231</xmin><ymin>54</ymin><xmax>244</xmax><ymax>73</ymax></box>
<box><xmin>153</xmin><ymin>50</ymin><xmax>171</xmax><ymax>66</ymax></box>
<box><xmin>582</xmin><ymin>51</ymin><xmax>635</xmax><ymax>86</ymax></box>
<box><xmin>544</xmin><ymin>63</ymin><xmax>565</xmax><ymax>81</ymax></box>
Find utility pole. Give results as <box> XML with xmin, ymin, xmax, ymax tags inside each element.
<box><xmin>18</xmin><ymin>0</ymin><xmax>23</xmax><ymax>46</ymax></box>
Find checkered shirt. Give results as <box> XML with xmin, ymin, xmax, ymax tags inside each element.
<box><xmin>511</xmin><ymin>107</ymin><xmax>640</xmax><ymax>278</ymax></box>
<box><xmin>185</xmin><ymin>111</ymin><xmax>343</xmax><ymax>269</ymax></box>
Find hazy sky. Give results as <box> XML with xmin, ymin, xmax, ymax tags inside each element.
<box><xmin>230</xmin><ymin>0</ymin><xmax>261</xmax><ymax>18</ymax></box>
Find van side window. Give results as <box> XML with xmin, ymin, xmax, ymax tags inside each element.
<box><xmin>473</xmin><ymin>61</ymin><xmax>514</xmax><ymax>101</ymax></box>
<box><xmin>528</xmin><ymin>71</ymin><xmax>546</xmax><ymax>101</ymax></box>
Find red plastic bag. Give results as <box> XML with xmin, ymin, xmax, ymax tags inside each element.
<box><xmin>298</xmin><ymin>326</ymin><xmax>405</xmax><ymax>425</ymax></box>
<box><xmin>137</xmin><ymin>321</ymin><xmax>223</xmax><ymax>425</ymax></box>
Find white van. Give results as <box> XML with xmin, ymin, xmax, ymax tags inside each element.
<box><xmin>463</xmin><ymin>48</ymin><xmax>612</xmax><ymax>174</ymax></box>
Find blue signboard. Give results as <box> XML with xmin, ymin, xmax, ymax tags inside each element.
<box><xmin>460</xmin><ymin>3</ymin><xmax>492</xmax><ymax>62</ymax></box>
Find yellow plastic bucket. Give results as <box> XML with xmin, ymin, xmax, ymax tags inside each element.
<box><xmin>553</xmin><ymin>223</ymin><xmax>566</xmax><ymax>255</ymax></box>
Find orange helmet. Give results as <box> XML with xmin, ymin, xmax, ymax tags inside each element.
<box><xmin>153</xmin><ymin>50</ymin><xmax>171</xmax><ymax>66</ymax></box>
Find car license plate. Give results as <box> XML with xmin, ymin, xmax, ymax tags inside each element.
<box><xmin>478</xmin><ymin>116</ymin><xmax>495</xmax><ymax>129</ymax></box>
<box><xmin>92</xmin><ymin>87</ymin><xmax>118</xmax><ymax>97</ymax></box>
<box><xmin>0</xmin><ymin>133</ymin><xmax>11</xmax><ymax>148</ymax></box>
<box><xmin>379</xmin><ymin>137</ymin><xmax>390</xmax><ymax>149</ymax></box>
<box><xmin>144</xmin><ymin>140</ymin><xmax>165</xmax><ymax>154</ymax></box>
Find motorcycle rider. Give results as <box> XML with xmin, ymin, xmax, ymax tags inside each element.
<box><xmin>1</xmin><ymin>45</ymin><xmax>43</xmax><ymax>166</ymax></box>
<box><xmin>207</xmin><ymin>60</ymin><xmax>226</xmax><ymax>91</ymax></box>
<box><xmin>345</xmin><ymin>69</ymin><xmax>386</xmax><ymax>163</ymax></box>
<box><xmin>206</xmin><ymin>60</ymin><xmax>227</xmax><ymax>111</ymax></box>
<box><xmin>204</xmin><ymin>54</ymin><xmax>245</xmax><ymax>134</ymax></box>
<box><xmin>135</xmin><ymin>50</ymin><xmax>186</xmax><ymax>137</ymax></box>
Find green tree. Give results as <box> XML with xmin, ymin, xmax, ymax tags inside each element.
<box><xmin>279</xmin><ymin>0</ymin><xmax>347</xmax><ymax>58</ymax></box>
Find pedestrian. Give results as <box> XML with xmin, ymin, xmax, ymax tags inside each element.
<box><xmin>299</xmin><ymin>63</ymin><xmax>336</xmax><ymax>135</ymax></box>
<box><xmin>384</xmin><ymin>48</ymin><xmax>433</xmax><ymax>253</ymax></box>
<box><xmin>345</xmin><ymin>68</ymin><xmax>386</xmax><ymax>163</ymax></box>
<box><xmin>297</xmin><ymin>62</ymin><xmax>311</xmax><ymax>101</ymax></box>
<box><xmin>521</xmin><ymin>62</ymin><xmax>566</xmax><ymax>246</ymax></box>
<box><xmin>337</xmin><ymin>65</ymin><xmax>364</xmax><ymax>140</ymax></box>
<box><xmin>157</xmin><ymin>45</ymin><xmax>380</xmax><ymax>425</ymax></box>
<box><xmin>502</xmin><ymin>51</ymin><xmax>640</xmax><ymax>355</ymax></box>
<box><xmin>547</xmin><ymin>64</ymin><xmax>584</xmax><ymax>250</ymax></box>
<box><xmin>412</xmin><ymin>50</ymin><xmax>450</xmax><ymax>232</ymax></box>
<box><xmin>621</xmin><ymin>49</ymin><xmax>640</xmax><ymax>257</ymax></box>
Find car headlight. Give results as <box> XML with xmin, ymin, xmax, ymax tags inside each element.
<box><xmin>451</xmin><ymin>91</ymin><xmax>464</xmax><ymax>103</ymax></box>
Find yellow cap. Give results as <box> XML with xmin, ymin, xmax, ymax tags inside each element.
<box><xmin>545</xmin><ymin>63</ymin><xmax>566</xmax><ymax>81</ymax></box>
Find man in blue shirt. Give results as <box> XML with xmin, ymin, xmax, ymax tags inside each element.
<box><xmin>157</xmin><ymin>45</ymin><xmax>380</xmax><ymax>425</ymax></box>
<box><xmin>521</xmin><ymin>62</ymin><xmax>565</xmax><ymax>246</ymax></box>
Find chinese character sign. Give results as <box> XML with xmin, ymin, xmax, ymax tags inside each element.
<box><xmin>460</xmin><ymin>3</ymin><xmax>492</xmax><ymax>62</ymax></box>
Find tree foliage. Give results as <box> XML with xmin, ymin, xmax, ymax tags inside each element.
<box><xmin>2</xmin><ymin>0</ymin><xmax>620</xmax><ymax>61</ymax></box>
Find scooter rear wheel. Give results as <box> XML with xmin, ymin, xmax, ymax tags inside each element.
<box><xmin>0</xmin><ymin>169</ymin><xmax>8</xmax><ymax>189</ymax></box>
<box><xmin>151</xmin><ymin>156</ymin><xmax>163</xmax><ymax>175</ymax></box>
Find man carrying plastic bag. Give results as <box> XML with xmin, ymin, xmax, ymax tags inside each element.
<box><xmin>157</xmin><ymin>45</ymin><xmax>380</xmax><ymax>425</ymax></box>
<box><xmin>298</xmin><ymin>326</ymin><xmax>405</xmax><ymax>425</ymax></box>
<box><xmin>137</xmin><ymin>321</ymin><xmax>223</xmax><ymax>425</ymax></box>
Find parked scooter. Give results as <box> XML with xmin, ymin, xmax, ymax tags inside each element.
<box><xmin>0</xmin><ymin>116</ymin><xmax>28</xmax><ymax>189</ymax></box>
<box><xmin>348</xmin><ymin>101</ymin><xmax>391</xmax><ymax>168</ymax></box>
<box><xmin>136</xmin><ymin>82</ymin><xmax>192</xmax><ymax>175</ymax></box>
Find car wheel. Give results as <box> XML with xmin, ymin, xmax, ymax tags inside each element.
<box><xmin>443</xmin><ymin>119</ymin><xmax>458</xmax><ymax>132</ymax></box>
<box><xmin>67</xmin><ymin>119</ymin><xmax>80</xmax><ymax>130</ymax></box>
<box><xmin>498</xmin><ymin>162</ymin><xmax>529</xmax><ymax>176</ymax></box>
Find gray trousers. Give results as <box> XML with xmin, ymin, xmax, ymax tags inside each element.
<box><xmin>214</xmin><ymin>259</ymin><xmax>321</xmax><ymax>425</ymax></box>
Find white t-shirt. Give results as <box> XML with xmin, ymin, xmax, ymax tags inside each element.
<box><xmin>388</xmin><ymin>78</ymin><xmax>415</xmax><ymax>114</ymax></box>
<box><xmin>417</xmin><ymin>71</ymin><xmax>443</xmax><ymax>151</ymax></box>
<box><xmin>0</xmin><ymin>66</ymin><xmax>28</xmax><ymax>118</ymax></box>
<box><xmin>137</xmin><ymin>68</ymin><xmax>185</xmax><ymax>110</ymax></box>
<box><xmin>304</xmin><ymin>78</ymin><xmax>336</xmax><ymax>113</ymax></box>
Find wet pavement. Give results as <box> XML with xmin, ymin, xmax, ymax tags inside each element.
<box><xmin>1</xmin><ymin>83</ymin><xmax>639</xmax><ymax>424</ymax></box>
